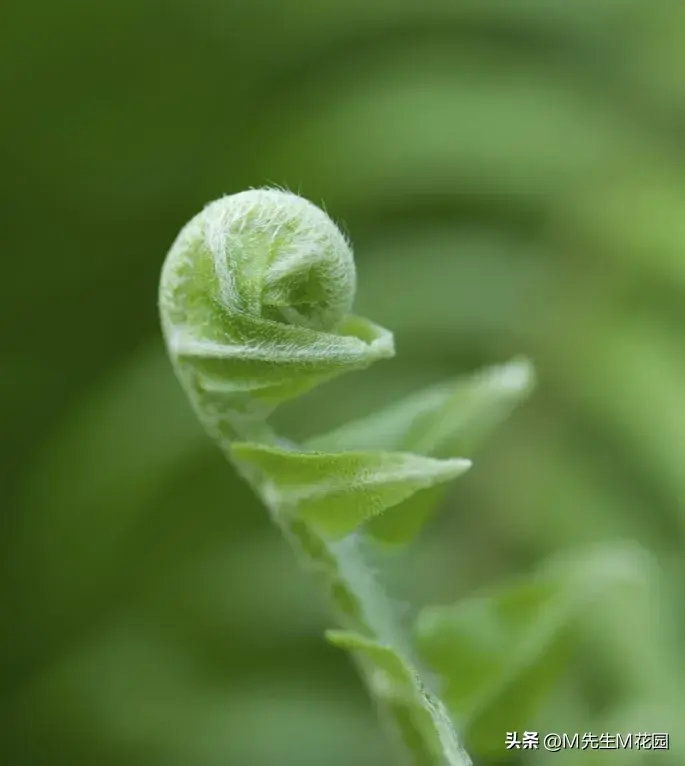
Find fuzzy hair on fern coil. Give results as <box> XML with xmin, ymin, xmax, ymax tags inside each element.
<box><xmin>159</xmin><ymin>187</ymin><xmax>535</xmax><ymax>766</ymax></box>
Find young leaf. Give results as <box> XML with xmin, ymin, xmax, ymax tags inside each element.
<box><xmin>307</xmin><ymin>358</ymin><xmax>534</xmax><ymax>544</ymax></box>
<box><xmin>230</xmin><ymin>442</ymin><xmax>471</xmax><ymax>540</ymax></box>
<box><xmin>415</xmin><ymin>542</ymin><xmax>649</xmax><ymax>756</ymax></box>
<box><xmin>326</xmin><ymin>630</ymin><xmax>472</xmax><ymax>766</ymax></box>
<box><xmin>306</xmin><ymin>358</ymin><xmax>534</xmax><ymax>456</ymax></box>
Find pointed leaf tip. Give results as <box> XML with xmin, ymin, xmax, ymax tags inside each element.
<box><xmin>230</xmin><ymin>442</ymin><xmax>471</xmax><ymax>539</ymax></box>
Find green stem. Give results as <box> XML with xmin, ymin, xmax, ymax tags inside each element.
<box><xmin>228</xmin><ymin>422</ymin><xmax>466</xmax><ymax>765</ymax></box>
<box><xmin>158</xmin><ymin>189</ymin><xmax>473</xmax><ymax>766</ymax></box>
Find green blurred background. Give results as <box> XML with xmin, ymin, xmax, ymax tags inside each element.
<box><xmin>3</xmin><ymin>1</ymin><xmax>685</xmax><ymax>764</ymax></box>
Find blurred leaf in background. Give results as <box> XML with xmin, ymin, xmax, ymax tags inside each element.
<box><xmin>3</xmin><ymin>0</ymin><xmax>685</xmax><ymax>764</ymax></box>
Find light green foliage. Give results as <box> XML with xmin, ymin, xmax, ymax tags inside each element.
<box><xmin>326</xmin><ymin>631</ymin><xmax>470</xmax><ymax>766</ymax></box>
<box><xmin>308</xmin><ymin>358</ymin><xmax>535</xmax><ymax>543</ymax></box>
<box><xmin>159</xmin><ymin>188</ymin><xmax>542</xmax><ymax>764</ymax></box>
<box><xmin>231</xmin><ymin>443</ymin><xmax>471</xmax><ymax>540</ymax></box>
<box><xmin>416</xmin><ymin>543</ymin><xmax>649</xmax><ymax>757</ymax></box>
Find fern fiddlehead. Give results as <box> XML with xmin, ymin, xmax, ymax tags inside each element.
<box><xmin>159</xmin><ymin>188</ymin><xmax>531</xmax><ymax>765</ymax></box>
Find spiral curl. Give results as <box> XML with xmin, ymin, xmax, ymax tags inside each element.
<box><xmin>159</xmin><ymin>188</ymin><xmax>394</xmax><ymax>441</ymax></box>
<box><xmin>159</xmin><ymin>189</ymin><xmax>483</xmax><ymax>766</ymax></box>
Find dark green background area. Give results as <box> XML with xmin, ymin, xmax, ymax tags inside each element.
<box><xmin>2</xmin><ymin>1</ymin><xmax>685</xmax><ymax>764</ymax></box>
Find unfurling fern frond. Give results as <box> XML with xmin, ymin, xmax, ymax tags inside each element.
<box><xmin>159</xmin><ymin>188</ymin><xmax>535</xmax><ymax>765</ymax></box>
